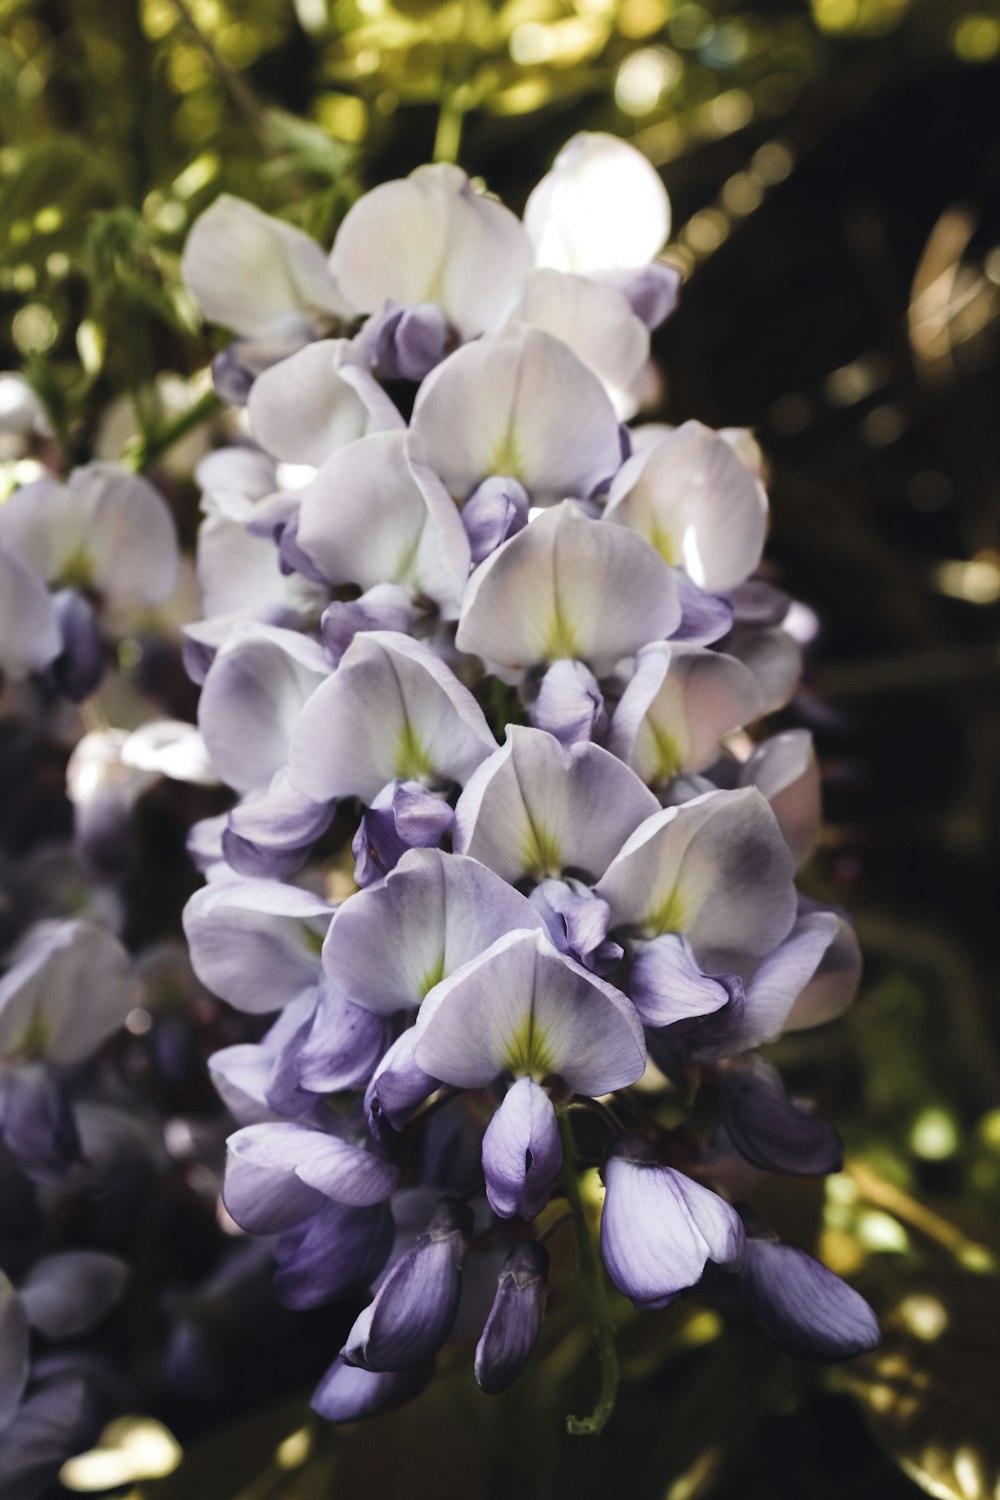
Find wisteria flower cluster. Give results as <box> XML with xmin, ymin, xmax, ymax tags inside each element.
<box><xmin>173</xmin><ymin>131</ymin><xmax>879</xmax><ymax>1429</ymax></box>
<box><xmin>0</xmin><ymin>131</ymin><xmax>880</xmax><ymax>1470</ymax></box>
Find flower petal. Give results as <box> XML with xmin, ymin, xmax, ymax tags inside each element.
<box><xmin>247</xmin><ymin>339</ymin><xmax>403</xmax><ymax>467</ymax></box>
<box><xmin>410</xmin><ymin>326</ymin><xmax>622</xmax><ymax>506</ymax></box>
<box><xmin>606</xmin><ymin>421</ymin><xmax>768</xmax><ymax>592</ymax></box>
<box><xmin>596</xmin><ymin>788</ymin><xmax>798</xmax><ymax>971</ymax></box>
<box><xmin>739</xmin><ymin>1239</ymin><xmax>879</xmax><ymax>1362</ymax></box>
<box><xmin>482</xmin><ymin>1078</ymin><xmax>562</xmax><ymax>1220</ymax></box>
<box><xmin>454</xmin><ymin>725</ymin><xmax>660</xmax><ymax>884</ymax></box>
<box><xmin>288</xmin><ymin>631</ymin><xmax>496</xmax><ymax>805</ymax></box>
<box><xmin>524</xmin><ymin>132</ymin><xmax>670</xmax><ymax>274</ymax></box>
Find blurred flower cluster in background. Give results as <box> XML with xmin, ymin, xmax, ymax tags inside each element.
<box><xmin>1</xmin><ymin>1</ymin><xmax>999</xmax><ymax>1498</ymax></box>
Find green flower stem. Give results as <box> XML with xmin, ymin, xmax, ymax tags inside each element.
<box><xmin>125</xmin><ymin>389</ymin><xmax>223</xmax><ymax>474</ymax></box>
<box><xmin>557</xmin><ymin>1108</ymin><xmax>620</xmax><ymax>1436</ymax></box>
<box><xmin>433</xmin><ymin>93</ymin><xmax>465</xmax><ymax>166</ymax></box>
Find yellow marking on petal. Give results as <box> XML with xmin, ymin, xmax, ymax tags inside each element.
<box><xmin>394</xmin><ymin>719</ymin><xmax>434</xmax><ymax>781</ymax></box>
<box><xmin>504</xmin><ymin>1010</ymin><xmax>553</xmax><ymax>1080</ymax></box>
<box><xmin>648</xmin><ymin>522</ymin><xmax>677</xmax><ymax>567</ymax></box>
<box><xmin>521</xmin><ymin>821</ymin><xmax>563</xmax><ymax>880</ymax></box>
<box><xmin>488</xmin><ymin>430</ymin><xmax>524</xmax><ymax>481</ymax></box>
<box><xmin>644</xmin><ymin>884</ymin><xmax>687</xmax><ymax>936</ymax></box>
<box><xmin>541</xmin><ymin>607</ymin><xmax>581</xmax><ymax>662</ymax></box>
<box><xmin>57</xmin><ymin>548</ymin><xmax>94</xmax><ymax>591</ymax></box>
<box><xmin>646</xmin><ymin>720</ymin><xmax>682</xmax><ymax>785</ymax></box>
<box><xmin>419</xmin><ymin>950</ymin><xmax>446</xmax><ymax>998</ymax></box>
<box><xmin>13</xmin><ymin>1010</ymin><xmax>50</xmax><ymax>1062</ymax></box>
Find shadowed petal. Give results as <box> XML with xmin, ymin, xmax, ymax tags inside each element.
<box><xmin>475</xmin><ymin>1240</ymin><xmax>549</xmax><ymax>1394</ymax></box>
<box><xmin>739</xmin><ymin>1239</ymin><xmax>879</xmax><ymax>1362</ymax></box>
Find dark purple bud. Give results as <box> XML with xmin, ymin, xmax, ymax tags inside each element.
<box><xmin>363</xmin><ymin>1029</ymin><xmax>438</xmax><ymax>1135</ymax></box>
<box><xmin>50</xmin><ymin>589</ymin><xmax>104</xmax><ymax>701</ymax></box>
<box><xmin>474</xmin><ymin>1240</ymin><xmax>549</xmax><ymax>1394</ymax></box>
<box><xmin>529</xmin><ymin>879</ymin><xmax>621</xmax><ymax>975</ymax></box>
<box><xmin>352</xmin><ymin>781</ymin><xmax>453</xmax><ymax>888</ymax></box>
<box><xmin>718</xmin><ymin>1054</ymin><xmax>843</xmax><ymax>1176</ymax></box>
<box><xmin>461</xmin><ymin>476</ymin><xmax>529</xmax><ymax>564</ymax></box>
<box><xmin>531</xmin><ymin>660</ymin><xmax>607</xmax><ymax>747</ymax></box>
<box><xmin>0</xmin><ymin>1064</ymin><xmax>80</xmax><ymax>1184</ymax></box>
<box><xmin>603</xmin><ymin>263</ymin><xmax>682</xmax><ymax>330</ymax></box>
<box><xmin>739</xmin><ymin>1238</ymin><xmax>879</xmax><ymax>1362</ymax></box>
<box><xmin>296</xmin><ymin>984</ymin><xmax>394</xmax><ymax>1096</ymax></box>
<box><xmin>669</xmin><ymin>571</ymin><xmax>734</xmax><ymax>646</ymax></box>
<box><xmin>629</xmin><ymin>934</ymin><xmax>731</xmax><ymax>1030</ymax></box>
<box><xmin>342</xmin><ymin>1197</ymin><xmax>473</xmax><ymax>1370</ymax></box>
<box><xmin>274</xmin><ymin>1200</ymin><xmax>394</xmax><ymax>1309</ymax></box>
<box><xmin>421</xmin><ymin>1099</ymin><xmax>485</xmax><ymax>1194</ymax></box>
<box><xmin>0</xmin><ymin>1373</ymin><xmax>89</xmax><ymax>1497</ymax></box>
<box><xmin>312</xmin><ymin>1354</ymin><xmax>433</xmax><ymax>1422</ymax></box>
<box><xmin>223</xmin><ymin>775</ymin><xmax>335</xmax><ymax>880</ymax></box>
<box><xmin>321</xmin><ymin>586</ymin><xmax>414</xmax><ymax>667</ymax></box>
<box><xmin>600</xmin><ymin>1133</ymin><xmax>744</xmax><ymax>1308</ymax></box>
<box><xmin>373</xmin><ymin>303</ymin><xmax>450</xmax><ymax>383</ymax></box>
<box><xmin>482</xmin><ymin>1078</ymin><xmax>562</xmax><ymax>1220</ymax></box>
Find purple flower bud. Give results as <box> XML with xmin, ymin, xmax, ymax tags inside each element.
<box><xmin>274</xmin><ymin>1200</ymin><xmax>394</xmax><ymax>1310</ymax></box>
<box><xmin>320</xmin><ymin>585</ymin><xmax>414</xmax><ymax>667</ymax></box>
<box><xmin>600</xmin><ymin>1133</ymin><xmax>744</xmax><ymax>1308</ymax></box>
<box><xmin>474</xmin><ymin>1239</ymin><xmax>549</xmax><ymax>1394</ymax></box>
<box><xmin>738</xmin><ymin>1237</ymin><xmax>879</xmax><ymax>1362</ymax></box>
<box><xmin>372</xmin><ymin>302</ymin><xmax>450</xmax><ymax>383</ymax></box>
<box><xmin>529</xmin><ymin>879</ymin><xmax>622</xmax><ymax>975</ymax></box>
<box><xmin>50</xmin><ymin>589</ymin><xmax>105</xmax><ymax>701</ymax></box>
<box><xmin>531</xmin><ymin>660</ymin><xmax>607</xmax><ymax>747</ymax></box>
<box><xmin>461</xmin><ymin>476</ymin><xmax>529</xmax><ymax>565</ymax></box>
<box><xmin>342</xmin><ymin>1197</ymin><xmax>473</xmax><ymax>1371</ymax></box>
<box><xmin>717</xmin><ymin>1054</ymin><xmax>843</xmax><ymax>1176</ymax></box>
<box><xmin>0</xmin><ymin>1063</ymin><xmax>80</xmax><ymax>1184</ymax></box>
<box><xmin>482</xmin><ymin>1078</ymin><xmax>562</xmax><ymax>1220</ymax></box>
<box><xmin>312</xmin><ymin>1355</ymin><xmax>433</xmax><ymax>1422</ymax></box>
<box><xmin>352</xmin><ymin>781</ymin><xmax>454</xmax><ymax>888</ymax></box>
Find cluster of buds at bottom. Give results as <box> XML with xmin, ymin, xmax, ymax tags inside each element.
<box><xmin>177</xmin><ymin>128</ymin><xmax>879</xmax><ymax>1429</ymax></box>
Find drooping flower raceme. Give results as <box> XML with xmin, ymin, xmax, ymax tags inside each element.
<box><xmin>171</xmin><ymin>129</ymin><xmax>877</xmax><ymax>1433</ymax></box>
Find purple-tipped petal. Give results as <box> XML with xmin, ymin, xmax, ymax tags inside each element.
<box><xmin>321</xmin><ymin>585</ymin><xmax>414</xmax><ymax>667</ymax></box>
<box><xmin>351</xmin><ymin>782</ymin><xmax>454</xmax><ymax>888</ymax></box>
<box><xmin>364</xmin><ymin>1029</ymin><xmax>439</xmax><ymax>1135</ymax></box>
<box><xmin>531</xmin><ymin>660</ymin><xmax>607</xmax><ymax>747</ymax></box>
<box><xmin>50</xmin><ymin>589</ymin><xmax>105</xmax><ymax>701</ymax></box>
<box><xmin>474</xmin><ymin>1240</ymin><xmax>549</xmax><ymax>1394</ymax></box>
<box><xmin>739</xmin><ymin>1239</ymin><xmax>879</xmax><ymax>1362</ymax></box>
<box><xmin>600</xmin><ymin>1135</ymin><xmax>744</xmax><ymax>1308</ymax></box>
<box><xmin>223</xmin><ymin>773</ymin><xmax>334</xmax><ymax>880</ymax></box>
<box><xmin>461</xmin><ymin>476</ymin><xmax>530</xmax><ymax>564</ymax></box>
<box><xmin>369</xmin><ymin>301</ymin><xmax>450</xmax><ymax>382</ymax></box>
<box><xmin>669</xmin><ymin>572</ymin><xmax>734</xmax><ymax>645</ymax></box>
<box><xmin>482</xmin><ymin>1079</ymin><xmax>562</xmax><ymax>1220</ymax></box>
<box><xmin>343</xmin><ymin>1198</ymin><xmax>472</xmax><ymax>1370</ymax></box>
<box><xmin>718</xmin><ymin>1054</ymin><xmax>843</xmax><ymax>1176</ymax></box>
<box><xmin>528</xmin><ymin>879</ymin><xmax>621</xmax><ymax>973</ymax></box>
<box><xmin>629</xmin><ymin>934</ymin><xmax>732</xmax><ymax>1030</ymax></box>
<box><xmin>602</xmin><ymin>262</ymin><xmax>681</xmax><ymax>329</ymax></box>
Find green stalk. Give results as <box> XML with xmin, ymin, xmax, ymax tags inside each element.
<box><xmin>557</xmin><ymin>1109</ymin><xmax>620</xmax><ymax>1436</ymax></box>
<box><xmin>125</xmin><ymin>389</ymin><xmax>223</xmax><ymax>474</ymax></box>
<box><xmin>433</xmin><ymin>93</ymin><xmax>465</xmax><ymax>166</ymax></box>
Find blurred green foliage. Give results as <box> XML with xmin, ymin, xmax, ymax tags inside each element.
<box><xmin>3</xmin><ymin>1</ymin><xmax>1000</xmax><ymax>1498</ymax></box>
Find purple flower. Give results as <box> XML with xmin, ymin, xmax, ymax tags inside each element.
<box><xmin>475</xmin><ymin>1240</ymin><xmax>549</xmax><ymax>1394</ymax></box>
